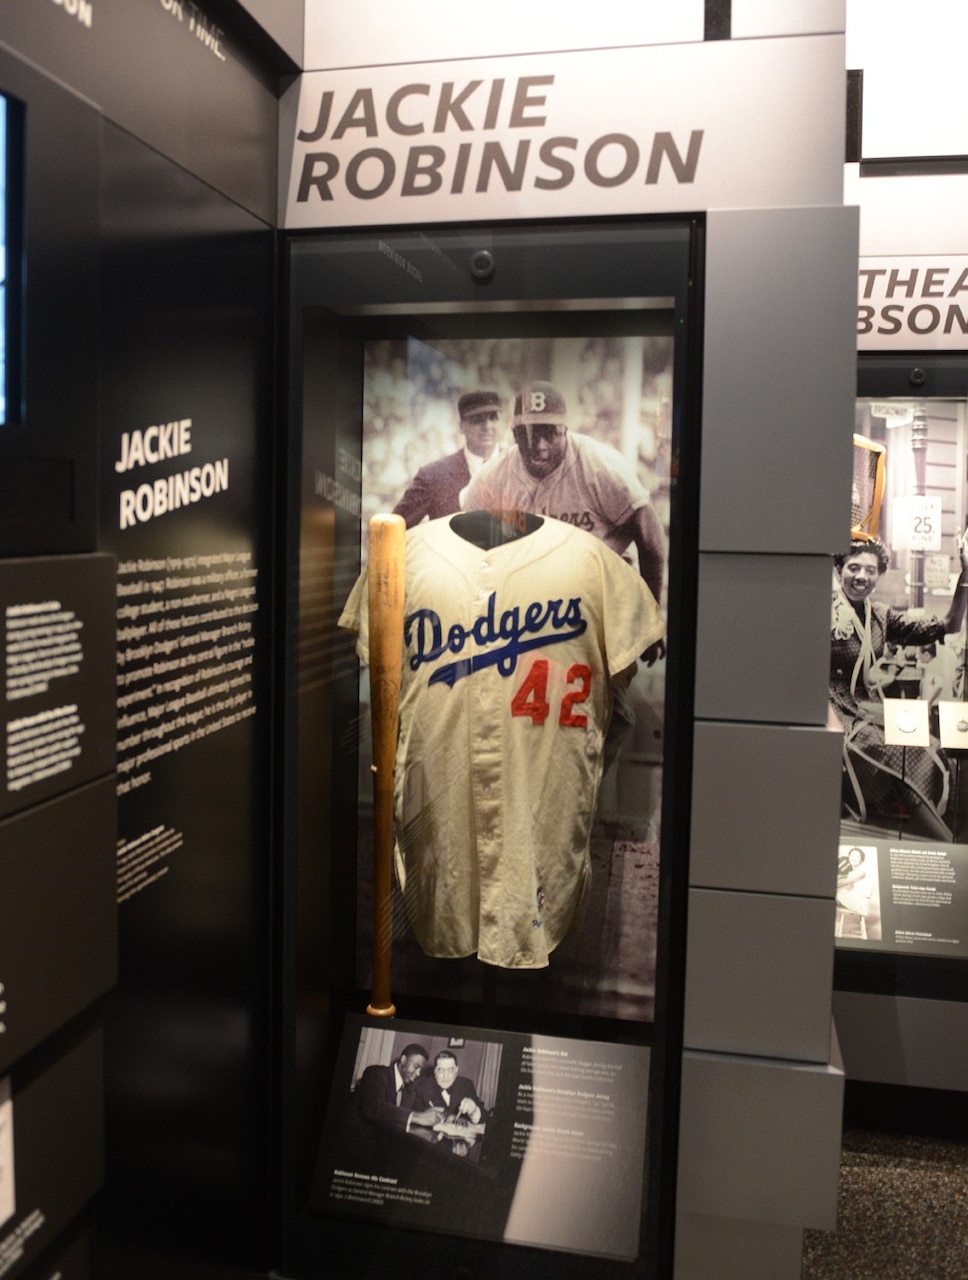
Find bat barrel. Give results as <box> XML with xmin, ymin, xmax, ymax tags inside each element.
<box><xmin>366</xmin><ymin>514</ymin><xmax>405</xmax><ymax>1018</ymax></box>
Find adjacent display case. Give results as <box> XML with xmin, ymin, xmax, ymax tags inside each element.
<box><xmin>834</xmin><ymin>354</ymin><xmax>968</xmax><ymax>1002</ymax></box>
<box><xmin>280</xmin><ymin>217</ymin><xmax>703</xmax><ymax>1276</ymax></box>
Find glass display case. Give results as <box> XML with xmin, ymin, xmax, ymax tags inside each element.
<box><xmin>835</xmin><ymin>356</ymin><xmax>968</xmax><ymax>1000</ymax></box>
<box><xmin>280</xmin><ymin>218</ymin><xmax>703</xmax><ymax>1276</ymax></box>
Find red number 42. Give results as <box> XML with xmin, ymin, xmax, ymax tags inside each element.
<box><xmin>509</xmin><ymin>659</ymin><xmax>592</xmax><ymax>728</ymax></box>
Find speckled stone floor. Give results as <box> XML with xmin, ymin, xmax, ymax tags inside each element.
<box><xmin>802</xmin><ymin>1129</ymin><xmax>968</xmax><ymax>1280</ymax></box>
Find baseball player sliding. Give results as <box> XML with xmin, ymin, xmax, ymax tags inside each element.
<box><xmin>339</xmin><ymin>512</ymin><xmax>664</xmax><ymax>968</ymax></box>
<box><xmin>461</xmin><ymin>380</ymin><xmax>666</xmax><ymax>664</ymax></box>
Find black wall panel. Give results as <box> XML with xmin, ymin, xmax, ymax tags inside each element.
<box><xmin>0</xmin><ymin>8</ymin><xmax>281</xmax><ymax>1277</ymax></box>
<box><xmin>0</xmin><ymin>0</ymin><xmax>277</xmax><ymax>224</ymax></box>
<box><xmin>0</xmin><ymin>1025</ymin><xmax>103</xmax><ymax>1280</ymax></box>
<box><xmin>94</xmin><ymin>122</ymin><xmax>275</xmax><ymax>1268</ymax></box>
<box><xmin>0</xmin><ymin>779</ymin><xmax>116</xmax><ymax>1075</ymax></box>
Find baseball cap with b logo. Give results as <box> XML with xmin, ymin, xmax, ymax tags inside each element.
<box><xmin>513</xmin><ymin>381</ymin><xmax>567</xmax><ymax>425</ymax></box>
<box><xmin>513</xmin><ymin>383</ymin><xmax>568</xmax><ymax>452</ymax></box>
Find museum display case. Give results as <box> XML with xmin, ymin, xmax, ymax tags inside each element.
<box><xmin>834</xmin><ymin>355</ymin><xmax>968</xmax><ymax>997</ymax></box>
<box><xmin>279</xmin><ymin>216</ymin><xmax>704</xmax><ymax>1276</ymax></box>
<box><xmin>0</xmin><ymin>7</ymin><xmax>859</xmax><ymax>1276</ymax></box>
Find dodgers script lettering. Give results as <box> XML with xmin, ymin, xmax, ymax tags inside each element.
<box><xmin>406</xmin><ymin>591</ymin><xmax>587</xmax><ymax>686</ymax></box>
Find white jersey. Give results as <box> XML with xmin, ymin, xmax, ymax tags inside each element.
<box><xmin>461</xmin><ymin>432</ymin><xmax>650</xmax><ymax>559</ymax></box>
<box><xmin>338</xmin><ymin>515</ymin><xmax>664</xmax><ymax>969</ymax></box>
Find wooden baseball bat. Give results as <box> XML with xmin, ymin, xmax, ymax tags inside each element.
<box><xmin>366</xmin><ymin>513</ymin><xmax>406</xmax><ymax>1018</ymax></box>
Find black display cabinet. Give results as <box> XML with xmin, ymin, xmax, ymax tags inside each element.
<box><xmin>279</xmin><ymin>217</ymin><xmax>705</xmax><ymax>1277</ymax></box>
<box><xmin>834</xmin><ymin>352</ymin><xmax>968</xmax><ymax>1133</ymax></box>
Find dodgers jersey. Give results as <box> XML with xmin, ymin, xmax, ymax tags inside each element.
<box><xmin>339</xmin><ymin>515</ymin><xmax>664</xmax><ymax>969</ymax></box>
<box><xmin>461</xmin><ymin>432</ymin><xmax>650</xmax><ymax>558</ymax></box>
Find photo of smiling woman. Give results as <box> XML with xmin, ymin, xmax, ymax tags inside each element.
<box><xmin>831</xmin><ymin>532</ymin><xmax>968</xmax><ymax>838</ymax></box>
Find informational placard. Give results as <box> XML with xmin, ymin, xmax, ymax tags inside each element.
<box><xmin>104</xmin><ymin>411</ymin><xmax>262</xmax><ymax>905</ymax></box>
<box><xmin>938</xmin><ymin>701</ymin><xmax>968</xmax><ymax>750</ymax></box>
<box><xmin>312</xmin><ymin>1015</ymin><xmax>649</xmax><ymax>1261</ymax></box>
<box><xmin>0</xmin><ymin>556</ymin><xmax>116</xmax><ymax>820</ymax></box>
<box><xmin>0</xmin><ymin>1027</ymin><xmax>102</xmax><ymax>1280</ymax></box>
<box><xmin>0</xmin><ymin>1078</ymin><xmax>12</xmax><ymax>1232</ymax></box>
<box><xmin>833</xmin><ymin>397</ymin><xmax>968</xmax><ymax>958</ymax></box>
<box><xmin>0</xmin><ymin>778</ymin><xmax>116</xmax><ymax>1075</ymax></box>
<box><xmin>882</xmin><ymin>698</ymin><xmax>930</xmax><ymax>748</ymax></box>
<box><xmin>114</xmin><ymin>546</ymin><xmax>258</xmax><ymax>814</ymax></box>
<box><xmin>0</xmin><ymin>0</ymin><xmax>278</xmax><ymax>226</ymax></box>
<box><xmin>835</xmin><ymin>838</ymin><xmax>968</xmax><ymax>957</ymax></box>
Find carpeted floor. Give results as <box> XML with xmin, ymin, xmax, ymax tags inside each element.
<box><xmin>802</xmin><ymin>1129</ymin><xmax>968</xmax><ymax>1280</ymax></box>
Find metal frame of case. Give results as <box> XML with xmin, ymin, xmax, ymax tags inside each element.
<box><xmin>280</xmin><ymin>215</ymin><xmax>704</xmax><ymax>1278</ymax></box>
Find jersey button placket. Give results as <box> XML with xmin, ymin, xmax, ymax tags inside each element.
<box><xmin>472</xmin><ymin>555</ymin><xmax>502</xmax><ymax>961</ymax></box>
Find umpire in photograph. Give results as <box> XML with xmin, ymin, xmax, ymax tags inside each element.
<box><xmin>393</xmin><ymin>390</ymin><xmax>502</xmax><ymax>526</ymax></box>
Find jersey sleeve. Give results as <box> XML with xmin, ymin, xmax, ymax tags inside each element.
<box><xmin>337</xmin><ymin>570</ymin><xmax>370</xmax><ymax>664</ymax></box>
<box><xmin>582</xmin><ymin>437</ymin><xmax>651</xmax><ymax>529</ymax></box>
<box><xmin>884</xmin><ymin>607</ymin><xmax>946</xmax><ymax>646</ymax></box>
<box><xmin>461</xmin><ymin>454</ymin><xmax>508</xmax><ymax>514</ymax></box>
<box><xmin>596</xmin><ymin>544</ymin><xmax>665</xmax><ymax>674</ymax></box>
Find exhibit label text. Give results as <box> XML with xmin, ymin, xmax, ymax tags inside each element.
<box><xmin>116</xmin><ymin>418</ymin><xmax>230</xmax><ymax>529</ymax></box>
<box><xmin>295</xmin><ymin>75</ymin><xmax>703</xmax><ymax>204</ymax></box>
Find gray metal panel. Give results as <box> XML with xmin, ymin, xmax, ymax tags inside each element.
<box><xmin>690</xmin><ymin>715</ymin><xmax>843</xmax><ymax>896</ymax></box>
<box><xmin>237</xmin><ymin>0</ymin><xmax>304</xmax><ymax>65</ymax></box>
<box><xmin>677</xmin><ymin>1037</ymin><xmax>844</xmax><ymax>1230</ymax></box>
<box><xmin>730</xmin><ymin>0</ymin><xmax>844</xmax><ymax>38</ymax></box>
<box><xmin>674</xmin><ymin>1212</ymin><xmax>804</xmax><ymax>1280</ymax></box>
<box><xmin>833</xmin><ymin>992</ymin><xmax>968</xmax><ymax>1092</ymax></box>
<box><xmin>684</xmin><ymin>889</ymin><xmax>836</xmax><ymax>1062</ymax></box>
<box><xmin>695</xmin><ymin>552</ymin><xmax>833</xmax><ymax>725</ymax></box>
<box><xmin>700</xmin><ymin>207</ymin><xmax>858</xmax><ymax>554</ymax></box>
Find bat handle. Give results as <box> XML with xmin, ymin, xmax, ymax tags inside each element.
<box><xmin>367</xmin><ymin>762</ymin><xmax>396</xmax><ymax>1019</ymax></box>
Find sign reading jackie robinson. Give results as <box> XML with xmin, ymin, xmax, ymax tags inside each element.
<box><xmin>280</xmin><ymin>36</ymin><xmax>846</xmax><ymax>228</ymax></box>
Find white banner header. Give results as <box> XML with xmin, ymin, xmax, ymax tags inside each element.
<box><xmin>857</xmin><ymin>256</ymin><xmax>968</xmax><ymax>351</ymax></box>
<box><xmin>280</xmin><ymin>36</ymin><xmax>845</xmax><ymax>229</ymax></box>
<box><xmin>303</xmin><ymin>0</ymin><xmax>704</xmax><ymax>71</ymax></box>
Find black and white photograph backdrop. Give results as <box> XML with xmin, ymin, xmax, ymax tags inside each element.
<box><xmin>833</xmin><ymin>397</ymin><xmax>968</xmax><ymax>958</ymax></box>
<box><xmin>350</xmin><ymin>329</ymin><xmax>673</xmax><ymax>1021</ymax></box>
<box><xmin>311</xmin><ymin>1014</ymin><xmax>649</xmax><ymax>1260</ymax></box>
